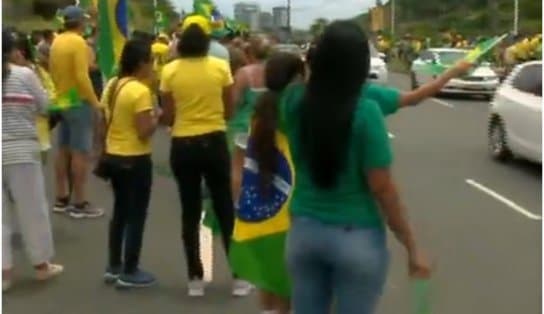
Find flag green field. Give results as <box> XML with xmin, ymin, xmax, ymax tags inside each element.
<box><xmin>413</xmin><ymin>279</ymin><xmax>432</xmax><ymax>314</ymax></box>
<box><xmin>48</xmin><ymin>88</ymin><xmax>81</xmax><ymax>112</ymax></box>
<box><xmin>97</xmin><ymin>0</ymin><xmax>128</xmax><ymax>79</ymax></box>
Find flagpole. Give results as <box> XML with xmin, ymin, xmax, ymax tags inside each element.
<box><xmin>153</xmin><ymin>0</ymin><xmax>158</xmax><ymax>35</ymax></box>
<box><xmin>513</xmin><ymin>0</ymin><xmax>519</xmax><ymax>35</ymax></box>
<box><xmin>390</xmin><ymin>0</ymin><xmax>395</xmax><ymax>37</ymax></box>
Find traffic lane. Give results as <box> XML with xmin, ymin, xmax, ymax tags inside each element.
<box><xmin>387</xmin><ymin>72</ymin><xmax>541</xmax><ymax>215</ymax></box>
<box><xmin>4</xmin><ymin>143</ymin><xmax>257</xmax><ymax>314</ymax></box>
<box><xmin>376</xmin><ymin>100</ymin><xmax>540</xmax><ymax>314</ymax></box>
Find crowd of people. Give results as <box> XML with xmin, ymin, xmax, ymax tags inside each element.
<box><xmin>3</xmin><ymin>4</ymin><xmax>478</xmax><ymax>314</ymax></box>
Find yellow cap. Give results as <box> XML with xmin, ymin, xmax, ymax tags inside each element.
<box><xmin>181</xmin><ymin>15</ymin><xmax>212</xmax><ymax>35</ymax></box>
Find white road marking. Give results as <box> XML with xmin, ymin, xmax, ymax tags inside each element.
<box><xmin>431</xmin><ymin>98</ymin><xmax>454</xmax><ymax>108</ymax></box>
<box><xmin>465</xmin><ymin>179</ymin><xmax>542</xmax><ymax>220</ymax></box>
<box><xmin>388</xmin><ymin>132</ymin><xmax>395</xmax><ymax>139</ymax></box>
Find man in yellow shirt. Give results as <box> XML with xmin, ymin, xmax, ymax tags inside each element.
<box><xmin>49</xmin><ymin>5</ymin><xmax>103</xmax><ymax>219</ymax></box>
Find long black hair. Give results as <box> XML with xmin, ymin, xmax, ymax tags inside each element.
<box><xmin>299</xmin><ymin>20</ymin><xmax>370</xmax><ymax>189</ymax></box>
<box><xmin>2</xmin><ymin>29</ymin><xmax>16</xmax><ymax>89</ymax></box>
<box><xmin>177</xmin><ymin>24</ymin><xmax>210</xmax><ymax>58</ymax></box>
<box><xmin>253</xmin><ymin>52</ymin><xmax>305</xmax><ymax>191</ymax></box>
<box><xmin>105</xmin><ymin>39</ymin><xmax>151</xmax><ymax>105</ymax></box>
<box><xmin>118</xmin><ymin>38</ymin><xmax>152</xmax><ymax>78</ymax></box>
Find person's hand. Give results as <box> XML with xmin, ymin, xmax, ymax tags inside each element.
<box><xmin>408</xmin><ymin>250</ymin><xmax>431</xmax><ymax>279</ymax></box>
<box><xmin>448</xmin><ymin>60</ymin><xmax>475</xmax><ymax>78</ymax></box>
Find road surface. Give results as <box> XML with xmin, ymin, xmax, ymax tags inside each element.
<box><xmin>4</xmin><ymin>73</ymin><xmax>541</xmax><ymax>314</ymax></box>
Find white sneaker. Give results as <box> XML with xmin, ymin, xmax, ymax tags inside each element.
<box><xmin>232</xmin><ymin>279</ymin><xmax>252</xmax><ymax>297</ymax></box>
<box><xmin>35</xmin><ymin>263</ymin><xmax>64</xmax><ymax>281</ymax></box>
<box><xmin>187</xmin><ymin>279</ymin><xmax>205</xmax><ymax>297</ymax></box>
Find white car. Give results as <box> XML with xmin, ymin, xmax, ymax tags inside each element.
<box><xmin>411</xmin><ymin>48</ymin><xmax>500</xmax><ymax>98</ymax></box>
<box><xmin>488</xmin><ymin>61</ymin><xmax>542</xmax><ymax>163</ymax></box>
<box><xmin>369</xmin><ymin>42</ymin><xmax>387</xmax><ymax>85</ymax></box>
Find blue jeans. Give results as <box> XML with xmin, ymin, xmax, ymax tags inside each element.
<box><xmin>58</xmin><ymin>103</ymin><xmax>93</xmax><ymax>153</ymax></box>
<box><xmin>286</xmin><ymin>216</ymin><xmax>389</xmax><ymax>314</ymax></box>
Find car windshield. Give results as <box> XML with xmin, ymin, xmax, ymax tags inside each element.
<box><xmin>437</xmin><ymin>51</ymin><xmax>467</xmax><ymax>65</ymax></box>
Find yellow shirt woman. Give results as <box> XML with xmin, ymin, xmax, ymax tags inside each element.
<box><xmin>160</xmin><ymin>56</ymin><xmax>233</xmax><ymax>137</ymax></box>
<box><xmin>101</xmin><ymin>77</ymin><xmax>154</xmax><ymax>156</ymax></box>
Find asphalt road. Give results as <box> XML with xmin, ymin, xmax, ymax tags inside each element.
<box><xmin>4</xmin><ymin>73</ymin><xmax>541</xmax><ymax>314</ymax></box>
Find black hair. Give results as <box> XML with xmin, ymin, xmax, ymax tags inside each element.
<box><xmin>118</xmin><ymin>38</ymin><xmax>152</xmax><ymax>78</ymax></box>
<box><xmin>3</xmin><ymin>29</ymin><xmax>16</xmax><ymax>89</ymax></box>
<box><xmin>42</xmin><ymin>29</ymin><xmax>54</xmax><ymax>41</ymax></box>
<box><xmin>14</xmin><ymin>32</ymin><xmax>35</xmax><ymax>63</ymax></box>
<box><xmin>64</xmin><ymin>20</ymin><xmax>81</xmax><ymax>31</ymax></box>
<box><xmin>177</xmin><ymin>24</ymin><xmax>210</xmax><ymax>58</ymax></box>
<box><xmin>253</xmin><ymin>52</ymin><xmax>305</xmax><ymax>192</ymax></box>
<box><xmin>299</xmin><ymin>20</ymin><xmax>370</xmax><ymax>189</ymax></box>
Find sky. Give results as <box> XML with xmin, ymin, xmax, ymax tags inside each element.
<box><xmin>173</xmin><ymin>0</ymin><xmax>376</xmax><ymax>29</ymax></box>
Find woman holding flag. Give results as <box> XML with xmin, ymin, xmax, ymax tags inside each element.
<box><xmin>230</xmin><ymin>21</ymin><xmax>474</xmax><ymax>314</ymax></box>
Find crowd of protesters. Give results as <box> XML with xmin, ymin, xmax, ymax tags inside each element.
<box><xmin>3</xmin><ymin>4</ymin><xmax>481</xmax><ymax>314</ymax></box>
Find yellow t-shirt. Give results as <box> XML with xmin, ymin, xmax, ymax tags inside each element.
<box><xmin>160</xmin><ymin>57</ymin><xmax>233</xmax><ymax>137</ymax></box>
<box><xmin>49</xmin><ymin>31</ymin><xmax>98</xmax><ymax>105</ymax></box>
<box><xmin>152</xmin><ymin>42</ymin><xmax>170</xmax><ymax>78</ymax></box>
<box><xmin>35</xmin><ymin>65</ymin><xmax>57</xmax><ymax>151</ymax></box>
<box><xmin>102</xmin><ymin>78</ymin><xmax>154</xmax><ymax>156</ymax></box>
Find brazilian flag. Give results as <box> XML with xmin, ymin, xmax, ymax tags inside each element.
<box><xmin>48</xmin><ymin>88</ymin><xmax>81</xmax><ymax>112</ymax></box>
<box><xmin>228</xmin><ymin>131</ymin><xmax>294</xmax><ymax>297</ymax></box>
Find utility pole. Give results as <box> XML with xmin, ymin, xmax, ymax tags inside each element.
<box><xmin>390</xmin><ymin>0</ymin><xmax>395</xmax><ymax>37</ymax></box>
<box><xmin>287</xmin><ymin>0</ymin><xmax>292</xmax><ymax>41</ymax></box>
<box><xmin>153</xmin><ymin>0</ymin><xmax>158</xmax><ymax>35</ymax></box>
<box><xmin>513</xmin><ymin>0</ymin><xmax>519</xmax><ymax>35</ymax></box>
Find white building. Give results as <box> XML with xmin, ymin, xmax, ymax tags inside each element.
<box><xmin>234</xmin><ymin>2</ymin><xmax>261</xmax><ymax>31</ymax></box>
<box><xmin>259</xmin><ymin>12</ymin><xmax>274</xmax><ymax>31</ymax></box>
<box><xmin>272</xmin><ymin>6</ymin><xmax>289</xmax><ymax>29</ymax></box>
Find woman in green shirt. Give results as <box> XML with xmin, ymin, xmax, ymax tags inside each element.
<box><xmin>282</xmin><ymin>21</ymin><xmax>429</xmax><ymax>314</ymax></box>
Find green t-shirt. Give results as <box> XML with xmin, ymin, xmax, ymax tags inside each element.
<box><xmin>228</xmin><ymin>88</ymin><xmax>267</xmax><ymax>134</ymax></box>
<box><xmin>278</xmin><ymin>83</ymin><xmax>399</xmax><ymax>227</ymax></box>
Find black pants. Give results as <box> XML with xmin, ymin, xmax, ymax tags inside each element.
<box><xmin>108</xmin><ymin>154</ymin><xmax>152</xmax><ymax>274</ymax></box>
<box><xmin>170</xmin><ymin>132</ymin><xmax>234</xmax><ymax>280</ymax></box>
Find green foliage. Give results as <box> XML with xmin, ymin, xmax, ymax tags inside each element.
<box><xmin>353</xmin><ymin>0</ymin><xmax>541</xmax><ymax>38</ymax></box>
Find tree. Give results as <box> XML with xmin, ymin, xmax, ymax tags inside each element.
<box><xmin>309</xmin><ymin>18</ymin><xmax>329</xmax><ymax>37</ymax></box>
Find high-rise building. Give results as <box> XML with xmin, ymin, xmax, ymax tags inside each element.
<box><xmin>272</xmin><ymin>6</ymin><xmax>289</xmax><ymax>29</ymax></box>
<box><xmin>259</xmin><ymin>12</ymin><xmax>274</xmax><ymax>31</ymax></box>
<box><xmin>234</xmin><ymin>2</ymin><xmax>261</xmax><ymax>31</ymax></box>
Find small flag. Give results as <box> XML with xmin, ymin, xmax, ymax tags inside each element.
<box><xmin>465</xmin><ymin>34</ymin><xmax>508</xmax><ymax>63</ymax></box>
<box><xmin>413</xmin><ymin>279</ymin><xmax>431</xmax><ymax>314</ymax></box>
<box><xmin>49</xmin><ymin>88</ymin><xmax>81</xmax><ymax>112</ymax></box>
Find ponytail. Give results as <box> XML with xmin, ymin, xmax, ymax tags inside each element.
<box><xmin>252</xmin><ymin>52</ymin><xmax>305</xmax><ymax>194</ymax></box>
<box><xmin>253</xmin><ymin>90</ymin><xmax>280</xmax><ymax>192</ymax></box>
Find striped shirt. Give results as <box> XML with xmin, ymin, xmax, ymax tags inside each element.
<box><xmin>2</xmin><ymin>64</ymin><xmax>49</xmax><ymax>165</ymax></box>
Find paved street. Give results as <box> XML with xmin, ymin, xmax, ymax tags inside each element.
<box><xmin>4</xmin><ymin>73</ymin><xmax>541</xmax><ymax>314</ymax></box>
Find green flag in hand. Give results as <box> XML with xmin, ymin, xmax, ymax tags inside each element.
<box><xmin>413</xmin><ymin>279</ymin><xmax>431</xmax><ymax>314</ymax></box>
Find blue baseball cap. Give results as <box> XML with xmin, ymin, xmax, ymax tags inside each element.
<box><xmin>62</xmin><ymin>5</ymin><xmax>89</xmax><ymax>22</ymax></box>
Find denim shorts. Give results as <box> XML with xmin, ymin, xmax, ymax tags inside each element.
<box><xmin>286</xmin><ymin>216</ymin><xmax>389</xmax><ymax>314</ymax></box>
<box><xmin>57</xmin><ymin>102</ymin><xmax>93</xmax><ymax>153</ymax></box>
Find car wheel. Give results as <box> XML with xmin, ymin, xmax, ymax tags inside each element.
<box><xmin>488</xmin><ymin>116</ymin><xmax>512</xmax><ymax>162</ymax></box>
<box><xmin>410</xmin><ymin>71</ymin><xmax>419</xmax><ymax>90</ymax></box>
